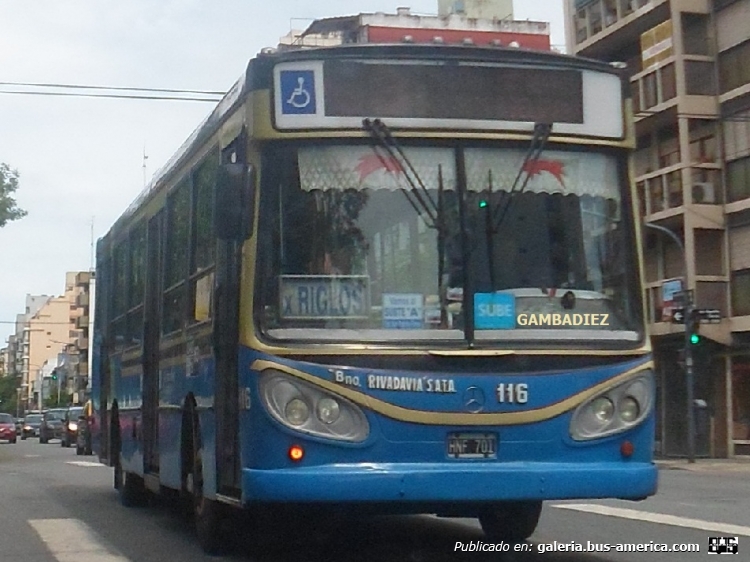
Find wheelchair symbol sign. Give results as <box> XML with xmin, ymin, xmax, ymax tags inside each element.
<box><xmin>280</xmin><ymin>70</ymin><xmax>317</xmax><ymax>115</ymax></box>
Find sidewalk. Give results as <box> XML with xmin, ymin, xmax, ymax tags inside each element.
<box><xmin>655</xmin><ymin>456</ymin><xmax>750</xmax><ymax>472</ymax></box>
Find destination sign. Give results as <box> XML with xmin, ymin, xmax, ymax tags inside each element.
<box><xmin>280</xmin><ymin>275</ymin><xmax>370</xmax><ymax>320</ymax></box>
<box><xmin>273</xmin><ymin>59</ymin><xmax>624</xmax><ymax>138</ymax></box>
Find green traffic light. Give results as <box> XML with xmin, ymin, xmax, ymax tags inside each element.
<box><xmin>479</xmin><ymin>200</ymin><xmax>488</xmax><ymax>208</ymax></box>
<box><xmin>690</xmin><ymin>333</ymin><xmax>701</xmax><ymax>344</ymax></box>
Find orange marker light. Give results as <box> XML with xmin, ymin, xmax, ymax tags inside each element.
<box><xmin>289</xmin><ymin>445</ymin><xmax>304</xmax><ymax>462</ymax></box>
<box><xmin>620</xmin><ymin>441</ymin><xmax>634</xmax><ymax>458</ymax></box>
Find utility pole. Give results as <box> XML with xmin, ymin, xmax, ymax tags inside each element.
<box><xmin>645</xmin><ymin>222</ymin><xmax>696</xmax><ymax>463</ymax></box>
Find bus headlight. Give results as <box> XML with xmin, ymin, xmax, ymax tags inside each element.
<box><xmin>260</xmin><ymin>371</ymin><xmax>369</xmax><ymax>442</ymax></box>
<box><xmin>316</xmin><ymin>398</ymin><xmax>341</xmax><ymax>425</ymax></box>
<box><xmin>570</xmin><ymin>371</ymin><xmax>654</xmax><ymax>441</ymax></box>
<box><xmin>619</xmin><ymin>397</ymin><xmax>640</xmax><ymax>423</ymax></box>
<box><xmin>285</xmin><ymin>399</ymin><xmax>310</xmax><ymax>426</ymax></box>
<box><xmin>591</xmin><ymin>397</ymin><xmax>615</xmax><ymax>424</ymax></box>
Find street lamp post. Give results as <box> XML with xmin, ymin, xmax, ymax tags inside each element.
<box><xmin>644</xmin><ymin>222</ymin><xmax>696</xmax><ymax>464</ymax></box>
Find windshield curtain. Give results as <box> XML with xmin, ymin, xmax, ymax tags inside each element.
<box><xmin>255</xmin><ymin>143</ymin><xmax>643</xmax><ymax>346</ymax></box>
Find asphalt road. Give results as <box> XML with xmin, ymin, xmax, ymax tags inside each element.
<box><xmin>0</xmin><ymin>439</ymin><xmax>746</xmax><ymax>561</ymax></box>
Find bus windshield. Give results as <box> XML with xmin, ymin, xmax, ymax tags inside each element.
<box><xmin>256</xmin><ymin>142</ymin><xmax>643</xmax><ymax>347</ymax></box>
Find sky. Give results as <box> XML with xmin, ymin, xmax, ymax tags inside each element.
<box><xmin>0</xmin><ymin>0</ymin><xmax>565</xmax><ymax>343</ymax></box>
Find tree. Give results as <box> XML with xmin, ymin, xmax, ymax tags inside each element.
<box><xmin>0</xmin><ymin>375</ymin><xmax>19</xmax><ymax>414</ymax></box>
<box><xmin>0</xmin><ymin>163</ymin><xmax>27</xmax><ymax>227</ymax></box>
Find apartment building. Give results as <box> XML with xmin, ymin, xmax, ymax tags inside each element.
<box><xmin>564</xmin><ymin>0</ymin><xmax>750</xmax><ymax>457</ymax></box>
<box><xmin>294</xmin><ymin>5</ymin><xmax>549</xmax><ymax>51</ymax></box>
<box><xmin>19</xmin><ymin>272</ymin><xmax>93</xmax><ymax>409</ymax></box>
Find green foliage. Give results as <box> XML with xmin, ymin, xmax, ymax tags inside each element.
<box><xmin>0</xmin><ymin>376</ymin><xmax>20</xmax><ymax>415</ymax></box>
<box><xmin>0</xmin><ymin>163</ymin><xmax>27</xmax><ymax>228</ymax></box>
<box><xmin>44</xmin><ymin>394</ymin><xmax>72</xmax><ymax>409</ymax></box>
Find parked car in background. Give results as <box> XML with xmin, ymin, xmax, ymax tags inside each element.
<box><xmin>76</xmin><ymin>401</ymin><xmax>94</xmax><ymax>456</ymax></box>
<box><xmin>61</xmin><ymin>406</ymin><xmax>84</xmax><ymax>448</ymax></box>
<box><xmin>39</xmin><ymin>409</ymin><xmax>67</xmax><ymax>443</ymax></box>
<box><xmin>21</xmin><ymin>414</ymin><xmax>43</xmax><ymax>439</ymax></box>
<box><xmin>0</xmin><ymin>414</ymin><xmax>17</xmax><ymax>443</ymax></box>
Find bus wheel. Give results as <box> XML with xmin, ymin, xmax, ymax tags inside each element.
<box><xmin>189</xmin><ymin>414</ymin><xmax>229</xmax><ymax>555</ymax></box>
<box><xmin>478</xmin><ymin>501</ymin><xmax>542</xmax><ymax>542</ymax></box>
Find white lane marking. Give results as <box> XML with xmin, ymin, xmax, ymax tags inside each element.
<box><xmin>66</xmin><ymin>461</ymin><xmax>104</xmax><ymax>467</ymax></box>
<box><xmin>24</xmin><ymin>454</ymin><xmax>41</xmax><ymax>458</ymax></box>
<box><xmin>553</xmin><ymin>503</ymin><xmax>750</xmax><ymax>537</ymax></box>
<box><xmin>29</xmin><ymin>519</ymin><xmax>131</xmax><ymax>562</ymax></box>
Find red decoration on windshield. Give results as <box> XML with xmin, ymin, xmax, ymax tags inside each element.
<box><xmin>523</xmin><ymin>159</ymin><xmax>566</xmax><ymax>188</ymax></box>
<box><xmin>355</xmin><ymin>154</ymin><xmax>404</xmax><ymax>182</ymax></box>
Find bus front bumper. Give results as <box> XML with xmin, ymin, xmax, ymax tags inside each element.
<box><xmin>242</xmin><ymin>461</ymin><xmax>657</xmax><ymax>504</ymax></box>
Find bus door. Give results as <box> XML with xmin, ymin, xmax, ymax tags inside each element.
<box><xmin>213</xmin><ymin>136</ymin><xmax>247</xmax><ymax>495</ymax></box>
<box><xmin>142</xmin><ymin>211</ymin><xmax>163</xmax><ymax>473</ymax></box>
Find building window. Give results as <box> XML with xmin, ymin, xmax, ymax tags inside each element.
<box><xmin>643</xmin><ymin>72</ymin><xmax>658</xmax><ymax>109</ymax></box>
<box><xmin>692</xmin><ymin>168</ymin><xmax>721</xmax><ymax>204</ymax></box>
<box><xmin>648</xmin><ymin>177</ymin><xmax>664</xmax><ymax>213</ymax></box>
<box><xmin>660</xmin><ymin>63</ymin><xmax>677</xmax><ymax>101</ymax></box>
<box><xmin>690</xmin><ymin>133</ymin><xmax>716</xmax><ymax>164</ymax></box>
<box><xmin>727</xmin><ymin>156</ymin><xmax>750</xmax><ymax>202</ymax></box>
<box><xmin>731</xmin><ymin>358</ymin><xmax>750</xmax><ymax>442</ymax></box>
<box><xmin>589</xmin><ymin>1</ymin><xmax>603</xmax><ymax>35</ymax></box>
<box><xmin>603</xmin><ymin>0</ymin><xmax>617</xmax><ymax>27</ymax></box>
<box><xmin>694</xmin><ymin>230</ymin><xmax>724</xmax><ymax>275</ymax></box>
<box><xmin>731</xmin><ymin>269</ymin><xmax>750</xmax><ymax>316</ymax></box>
<box><xmin>636</xmin><ymin>181</ymin><xmax>647</xmax><ymax>216</ymax></box>
<box><xmin>719</xmin><ymin>40</ymin><xmax>750</xmax><ymax>94</ymax></box>
<box><xmin>682</xmin><ymin>13</ymin><xmax>710</xmax><ymax>56</ymax></box>
<box><xmin>685</xmin><ymin>61</ymin><xmax>716</xmax><ymax>96</ymax></box>
<box><xmin>667</xmin><ymin>171</ymin><xmax>683</xmax><ymax>208</ymax></box>
<box><xmin>658</xmin><ymin>130</ymin><xmax>680</xmax><ymax>168</ymax></box>
<box><xmin>575</xmin><ymin>10</ymin><xmax>588</xmax><ymax>44</ymax></box>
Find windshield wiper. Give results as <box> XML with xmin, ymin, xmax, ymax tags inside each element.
<box><xmin>363</xmin><ymin>118</ymin><xmax>453</xmax><ymax>328</ymax></box>
<box><xmin>491</xmin><ymin>122</ymin><xmax>552</xmax><ymax>234</ymax></box>
<box><xmin>363</xmin><ymin>118</ymin><xmax>439</xmax><ymax>226</ymax></box>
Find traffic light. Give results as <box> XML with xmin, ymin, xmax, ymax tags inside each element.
<box><xmin>688</xmin><ymin>309</ymin><xmax>702</xmax><ymax>345</ymax></box>
<box><xmin>478</xmin><ymin>199</ymin><xmax>488</xmax><ymax>209</ymax></box>
<box><xmin>51</xmin><ymin>371</ymin><xmax>57</xmax><ymax>381</ymax></box>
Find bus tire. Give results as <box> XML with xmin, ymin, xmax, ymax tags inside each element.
<box><xmin>119</xmin><ymin>466</ymin><xmax>148</xmax><ymax>508</ymax></box>
<box><xmin>189</xmin><ymin>411</ymin><xmax>230</xmax><ymax>555</ymax></box>
<box><xmin>478</xmin><ymin>501</ymin><xmax>542</xmax><ymax>542</ymax></box>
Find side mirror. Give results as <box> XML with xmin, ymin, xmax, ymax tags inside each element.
<box><xmin>215</xmin><ymin>163</ymin><xmax>255</xmax><ymax>241</ymax></box>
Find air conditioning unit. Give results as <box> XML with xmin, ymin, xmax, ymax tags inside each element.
<box><xmin>692</xmin><ymin>182</ymin><xmax>716</xmax><ymax>204</ymax></box>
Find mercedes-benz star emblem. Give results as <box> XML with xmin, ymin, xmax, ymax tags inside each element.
<box><xmin>463</xmin><ymin>386</ymin><xmax>485</xmax><ymax>413</ymax></box>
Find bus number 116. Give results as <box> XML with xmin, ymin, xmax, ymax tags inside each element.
<box><xmin>496</xmin><ymin>383</ymin><xmax>528</xmax><ymax>404</ymax></box>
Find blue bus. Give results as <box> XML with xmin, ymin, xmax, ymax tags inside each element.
<box><xmin>92</xmin><ymin>43</ymin><xmax>655</xmax><ymax>554</ymax></box>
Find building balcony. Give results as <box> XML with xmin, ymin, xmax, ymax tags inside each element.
<box><xmin>76</xmin><ymin>292</ymin><xmax>89</xmax><ymax>307</ymax></box>
<box><xmin>75</xmin><ymin>271</ymin><xmax>92</xmax><ymax>287</ymax></box>
<box><xmin>75</xmin><ymin>315</ymin><xmax>89</xmax><ymax>330</ymax></box>
<box><xmin>573</xmin><ymin>0</ymin><xmax>670</xmax><ymax>59</ymax></box>
<box><xmin>636</xmin><ymin>160</ymin><xmax>723</xmax><ymax>225</ymax></box>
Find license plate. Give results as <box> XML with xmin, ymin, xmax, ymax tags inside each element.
<box><xmin>446</xmin><ymin>432</ymin><xmax>497</xmax><ymax>459</ymax></box>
